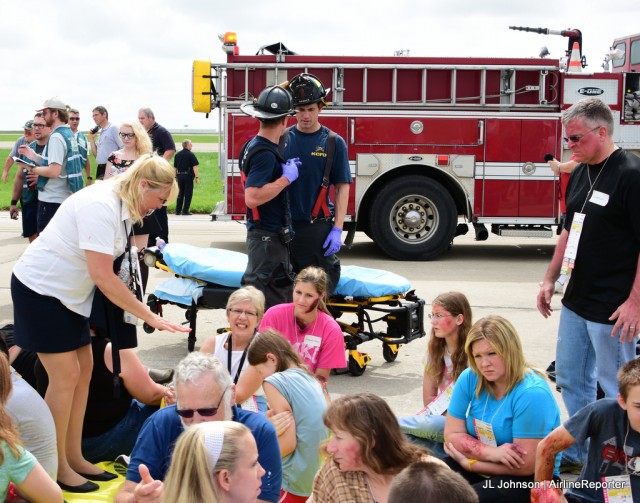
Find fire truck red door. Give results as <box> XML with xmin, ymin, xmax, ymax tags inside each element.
<box><xmin>518</xmin><ymin>119</ymin><xmax>558</xmax><ymax>218</ymax></box>
<box><xmin>478</xmin><ymin>119</ymin><xmax>558</xmax><ymax>218</ymax></box>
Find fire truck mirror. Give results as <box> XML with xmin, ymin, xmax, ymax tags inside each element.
<box><xmin>192</xmin><ymin>60</ymin><xmax>213</xmax><ymax>113</ymax></box>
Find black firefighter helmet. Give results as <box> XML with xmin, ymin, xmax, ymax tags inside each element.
<box><xmin>240</xmin><ymin>85</ymin><xmax>295</xmax><ymax>120</ymax></box>
<box><xmin>288</xmin><ymin>73</ymin><xmax>330</xmax><ymax>107</ymax></box>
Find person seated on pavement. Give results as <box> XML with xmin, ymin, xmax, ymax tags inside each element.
<box><xmin>308</xmin><ymin>392</ymin><xmax>447</xmax><ymax>503</ymax></box>
<box><xmin>248</xmin><ymin>329</ymin><xmax>330</xmax><ymax>502</ymax></box>
<box><xmin>0</xmin><ymin>352</ymin><xmax>63</xmax><ymax>503</ymax></box>
<box><xmin>532</xmin><ymin>358</ymin><xmax>640</xmax><ymax>503</ymax></box>
<box><xmin>114</xmin><ymin>352</ymin><xmax>282</xmax><ymax>503</ymax></box>
<box><xmin>443</xmin><ymin>315</ymin><xmax>561</xmax><ymax>503</ymax></box>
<box><xmin>0</xmin><ymin>335</ymin><xmax>57</xmax><ymax>481</ymax></box>
<box><xmin>398</xmin><ymin>291</ymin><xmax>472</xmax><ymax>458</ymax></box>
<box><xmin>80</xmin><ymin>328</ymin><xmax>174</xmax><ymax>464</ymax></box>
<box><xmin>258</xmin><ymin>266</ymin><xmax>346</xmax><ymax>386</ymax></box>
<box><xmin>200</xmin><ymin>286</ymin><xmax>268</xmax><ymax>414</ymax></box>
<box><xmin>162</xmin><ymin>421</ymin><xmax>265</xmax><ymax>503</ymax></box>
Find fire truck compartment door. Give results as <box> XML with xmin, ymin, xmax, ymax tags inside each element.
<box><xmin>353</xmin><ymin>117</ymin><xmax>481</xmax><ymax>146</ymax></box>
<box><xmin>476</xmin><ymin>119</ymin><xmax>558</xmax><ymax>218</ymax></box>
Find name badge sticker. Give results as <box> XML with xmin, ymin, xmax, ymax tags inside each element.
<box><xmin>602</xmin><ymin>474</ymin><xmax>632</xmax><ymax>503</ymax></box>
<box><xmin>425</xmin><ymin>382</ymin><xmax>454</xmax><ymax>416</ymax></box>
<box><xmin>590</xmin><ymin>190</ymin><xmax>609</xmax><ymax>207</ymax></box>
<box><xmin>473</xmin><ymin>418</ymin><xmax>497</xmax><ymax>448</ymax></box>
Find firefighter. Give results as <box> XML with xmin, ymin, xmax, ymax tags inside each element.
<box><xmin>238</xmin><ymin>85</ymin><xmax>301</xmax><ymax>309</ymax></box>
<box><xmin>284</xmin><ymin>73</ymin><xmax>352</xmax><ymax>296</ymax></box>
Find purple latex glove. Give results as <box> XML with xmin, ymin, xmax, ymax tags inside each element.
<box><xmin>323</xmin><ymin>226</ymin><xmax>343</xmax><ymax>256</ymax></box>
<box><xmin>281</xmin><ymin>157</ymin><xmax>301</xmax><ymax>184</ymax></box>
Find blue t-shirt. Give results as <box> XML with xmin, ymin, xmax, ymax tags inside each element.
<box><xmin>448</xmin><ymin>368</ymin><xmax>561</xmax><ymax>475</ymax></box>
<box><xmin>266</xmin><ymin>368</ymin><xmax>329</xmax><ymax>496</ymax></box>
<box><xmin>125</xmin><ymin>404</ymin><xmax>282</xmax><ymax>503</ymax></box>
<box><xmin>284</xmin><ymin>126</ymin><xmax>351</xmax><ymax>222</ymax></box>
<box><xmin>243</xmin><ymin>136</ymin><xmax>290</xmax><ymax>233</ymax></box>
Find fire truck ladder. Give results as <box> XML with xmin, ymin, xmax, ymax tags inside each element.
<box><xmin>218</xmin><ymin>62</ymin><xmax>560</xmax><ymax>111</ymax></box>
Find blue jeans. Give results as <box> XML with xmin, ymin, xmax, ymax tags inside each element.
<box><xmin>556</xmin><ymin>306</ymin><xmax>637</xmax><ymax>463</ymax></box>
<box><xmin>398</xmin><ymin>414</ymin><xmax>447</xmax><ymax>459</ymax></box>
<box><xmin>82</xmin><ymin>399</ymin><xmax>158</xmax><ymax>463</ymax></box>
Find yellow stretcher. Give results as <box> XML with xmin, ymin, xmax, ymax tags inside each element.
<box><xmin>142</xmin><ymin>244</ymin><xmax>427</xmax><ymax>376</ymax></box>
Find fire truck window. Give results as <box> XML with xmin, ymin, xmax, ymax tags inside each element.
<box><xmin>612</xmin><ymin>42</ymin><xmax>626</xmax><ymax>68</ymax></box>
<box><xmin>631</xmin><ymin>40</ymin><xmax>640</xmax><ymax>65</ymax></box>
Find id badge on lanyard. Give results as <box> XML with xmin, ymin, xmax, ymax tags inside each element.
<box><xmin>561</xmin><ymin>212</ymin><xmax>585</xmax><ymax>276</ymax></box>
<box><xmin>602</xmin><ymin>474</ymin><xmax>632</xmax><ymax>502</ymax></box>
<box><xmin>473</xmin><ymin>418</ymin><xmax>498</xmax><ymax>448</ymax></box>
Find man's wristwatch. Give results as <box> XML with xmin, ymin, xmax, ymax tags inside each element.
<box><xmin>87</xmin><ymin>176</ymin><xmax>93</xmax><ymax>180</ymax></box>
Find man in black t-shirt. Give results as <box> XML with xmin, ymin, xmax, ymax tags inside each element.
<box><xmin>173</xmin><ymin>139</ymin><xmax>199</xmax><ymax>215</ymax></box>
<box><xmin>138</xmin><ymin>107</ymin><xmax>176</xmax><ymax>244</ymax></box>
<box><xmin>537</xmin><ymin>98</ymin><xmax>640</xmax><ymax>468</ymax></box>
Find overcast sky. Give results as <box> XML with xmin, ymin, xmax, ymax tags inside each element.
<box><xmin>1</xmin><ymin>0</ymin><xmax>638</xmax><ymax>131</ymax></box>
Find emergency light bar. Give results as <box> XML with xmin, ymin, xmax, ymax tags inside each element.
<box><xmin>220</xmin><ymin>32</ymin><xmax>239</xmax><ymax>55</ymax></box>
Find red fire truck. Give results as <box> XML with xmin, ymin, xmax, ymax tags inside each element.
<box><xmin>192</xmin><ymin>32</ymin><xmax>640</xmax><ymax>260</ymax></box>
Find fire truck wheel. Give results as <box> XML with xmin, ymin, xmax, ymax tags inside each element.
<box><xmin>369</xmin><ymin>176</ymin><xmax>456</xmax><ymax>260</ymax></box>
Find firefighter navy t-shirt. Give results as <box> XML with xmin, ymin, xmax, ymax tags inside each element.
<box><xmin>284</xmin><ymin>125</ymin><xmax>351</xmax><ymax>222</ymax></box>
<box><xmin>243</xmin><ymin>136</ymin><xmax>289</xmax><ymax>233</ymax></box>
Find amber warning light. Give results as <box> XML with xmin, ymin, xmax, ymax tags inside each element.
<box><xmin>219</xmin><ymin>32</ymin><xmax>239</xmax><ymax>55</ymax></box>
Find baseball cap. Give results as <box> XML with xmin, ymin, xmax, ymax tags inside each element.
<box><xmin>23</xmin><ymin>120</ymin><xmax>34</xmax><ymax>131</ymax></box>
<box><xmin>35</xmin><ymin>96</ymin><xmax>68</xmax><ymax>112</ymax></box>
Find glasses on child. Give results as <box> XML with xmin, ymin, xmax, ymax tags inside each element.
<box><xmin>119</xmin><ymin>132</ymin><xmax>135</xmax><ymax>139</ymax></box>
<box><xmin>176</xmin><ymin>386</ymin><xmax>229</xmax><ymax>418</ymax></box>
<box><xmin>428</xmin><ymin>313</ymin><xmax>453</xmax><ymax>320</ymax></box>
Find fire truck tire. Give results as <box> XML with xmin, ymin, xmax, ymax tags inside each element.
<box><xmin>369</xmin><ymin>176</ymin><xmax>456</xmax><ymax>260</ymax></box>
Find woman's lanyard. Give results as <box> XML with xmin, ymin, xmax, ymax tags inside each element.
<box><xmin>227</xmin><ymin>333</ymin><xmax>254</xmax><ymax>385</ymax></box>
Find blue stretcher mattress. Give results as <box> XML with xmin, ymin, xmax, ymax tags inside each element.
<box><xmin>153</xmin><ymin>245</ymin><xmax>411</xmax><ymax>305</ymax></box>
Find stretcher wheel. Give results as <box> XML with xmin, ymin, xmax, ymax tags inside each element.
<box><xmin>348</xmin><ymin>354</ymin><xmax>366</xmax><ymax>376</ymax></box>
<box><xmin>185</xmin><ymin>308</ymin><xmax>192</xmax><ymax>321</ymax></box>
<box><xmin>382</xmin><ymin>343</ymin><xmax>399</xmax><ymax>362</ymax></box>
<box><xmin>143</xmin><ymin>323</ymin><xmax>155</xmax><ymax>334</ymax></box>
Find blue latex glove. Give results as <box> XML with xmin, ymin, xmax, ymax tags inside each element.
<box><xmin>323</xmin><ymin>226</ymin><xmax>343</xmax><ymax>256</ymax></box>
<box><xmin>281</xmin><ymin>157</ymin><xmax>301</xmax><ymax>184</ymax></box>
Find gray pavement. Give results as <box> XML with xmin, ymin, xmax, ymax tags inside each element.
<box><xmin>0</xmin><ymin>212</ymin><xmax>566</xmax><ymax>419</ymax></box>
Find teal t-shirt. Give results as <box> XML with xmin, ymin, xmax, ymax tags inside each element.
<box><xmin>448</xmin><ymin>367</ymin><xmax>561</xmax><ymax>476</ymax></box>
<box><xmin>265</xmin><ymin>368</ymin><xmax>329</xmax><ymax>496</ymax></box>
<box><xmin>0</xmin><ymin>441</ymin><xmax>37</xmax><ymax>500</ymax></box>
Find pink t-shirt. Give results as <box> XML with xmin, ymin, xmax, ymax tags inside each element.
<box><xmin>259</xmin><ymin>303</ymin><xmax>347</xmax><ymax>372</ymax></box>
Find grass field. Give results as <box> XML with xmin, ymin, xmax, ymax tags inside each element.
<box><xmin>0</xmin><ymin>133</ymin><xmax>219</xmax><ymax>143</ymax></box>
<box><xmin>0</xmin><ymin>148</ymin><xmax>224</xmax><ymax>214</ymax></box>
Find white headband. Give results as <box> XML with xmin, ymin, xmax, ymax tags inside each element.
<box><xmin>203</xmin><ymin>422</ymin><xmax>225</xmax><ymax>467</ymax></box>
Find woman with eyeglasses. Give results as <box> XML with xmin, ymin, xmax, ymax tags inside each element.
<box><xmin>248</xmin><ymin>329</ymin><xmax>330</xmax><ymax>502</ymax></box>
<box><xmin>10</xmin><ymin>154</ymin><xmax>189</xmax><ymax>493</ymax></box>
<box><xmin>200</xmin><ymin>286</ymin><xmax>269</xmax><ymax>414</ymax></box>
<box><xmin>103</xmin><ymin>120</ymin><xmax>154</xmax><ymax>254</ymax></box>
<box><xmin>398</xmin><ymin>291</ymin><xmax>472</xmax><ymax>458</ymax></box>
<box><xmin>443</xmin><ymin>316</ymin><xmax>561</xmax><ymax>503</ymax></box>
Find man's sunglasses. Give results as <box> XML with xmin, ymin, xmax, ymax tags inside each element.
<box><xmin>563</xmin><ymin>126</ymin><xmax>600</xmax><ymax>144</ymax></box>
<box><xmin>176</xmin><ymin>385</ymin><xmax>229</xmax><ymax>419</ymax></box>
<box><xmin>69</xmin><ymin>117</ymin><xmax>80</xmax><ymax>121</ymax></box>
